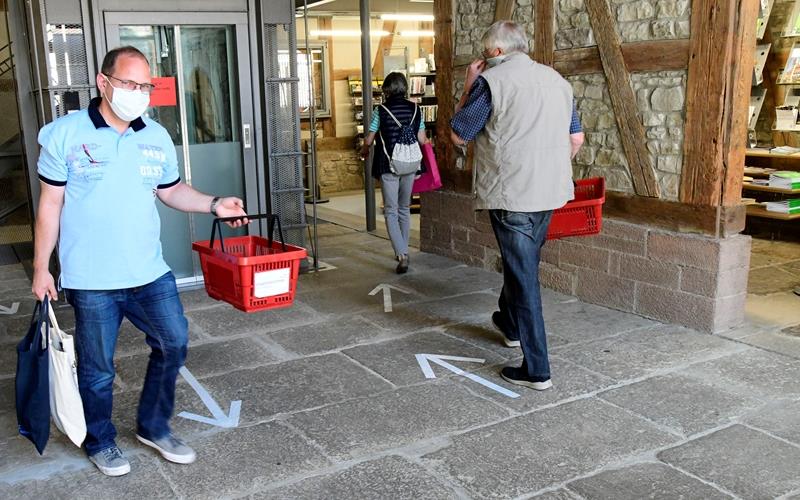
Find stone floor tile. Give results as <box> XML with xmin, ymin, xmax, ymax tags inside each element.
<box><xmin>160</xmin><ymin>422</ymin><xmax>330</xmax><ymax>500</ymax></box>
<box><xmin>171</xmin><ymin>353</ymin><xmax>394</xmax><ymax>425</ymax></box>
<box><xmin>553</xmin><ymin>325</ymin><xmax>742</xmax><ymax>381</ymax></box>
<box><xmin>397</xmin><ymin>292</ymin><xmax>501</xmax><ymax>326</ymax></box>
<box><xmin>114</xmin><ymin>337</ymin><xmax>280</xmax><ymax>392</ymax></box>
<box><xmin>658</xmin><ymin>424</ymin><xmax>800</xmax><ymax>499</ymax></box>
<box><xmin>744</xmin><ymin>399</ymin><xmax>800</xmax><ymax>446</ymax></box>
<box><xmin>359</xmin><ymin>307</ymin><xmax>452</xmax><ymax>335</ymax></box>
<box><xmin>0</xmin><ymin>378</ymin><xmax>15</xmax><ymax>417</ymax></box>
<box><xmin>598</xmin><ymin>373</ymin><xmax>764</xmax><ymax>436</ymax></box>
<box><xmin>532</xmin><ymin>489</ymin><xmax>584</xmax><ymax>500</ymax></box>
<box><xmin>747</xmin><ymin>266</ymin><xmax>800</xmax><ymax>295</ymax></box>
<box><xmin>297</xmin><ymin>281</ymin><xmax>423</xmax><ymax>316</ymax></box>
<box><xmin>684</xmin><ymin>348</ymin><xmax>800</xmax><ymax>400</ymax></box>
<box><xmin>452</xmin><ymin>355</ymin><xmax>616</xmax><ymax>413</ymax></box>
<box><xmin>0</xmin><ymin>303</ymin><xmax>75</xmax><ymax>345</ymax></box>
<box><xmin>0</xmin><ymin>296</ymin><xmax>35</xmax><ymax>319</ymax></box>
<box><xmin>252</xmin><ymin>456</ymin><xmax>458</xmax><ymax>500</ymax></box>
<box><xmin>0</xmin><ymin>265</ymin><xmax>27</xmax><ymax>281</ymax></box>
<box><xmin>379</xmin><ymin>264</ymin><xmax>503</xmax><ymax>299</ymax></box>
<box><xmin>342</xmin><ymin>330</ymin><xmax>505</xmax><ymax>387</ymax></box>
<box><xmin>288</xmin><ymin>380</ymin><xmax>508</xmax><ymax>461</ymax></box>
<box><xmin>0</xmin><ymin>454</ymin><xmax>175</xmax><ymax>499</ymax></box>
<box><xmin>0</xmin><ymin>432</ymin><xmax>91</xmax><ymax>484</ymax></box>
<box><xmin>737</xmin><ymin>330</ymin><xmax>800</xmax><ymax>360</ymax></box>
<box><xmin>177</xmin><ymin>287</ymin><xmax>226</xmax><ymax>312</ymax></box>
<box><xmin>440</xmin><ymin>320</ymin><xmax>569</xmax><ymax>359</ymax></box>
<box><xmin>423</xmin><ymin>398</ymin><xmax>676</xmax><ymax>498</ymax></box>
<box><xmin>266</xmin><ymin>315</ymin><xmax>390</xmax><ymax>355</ymax></box>
<box><xmin>567</xmin><ymin>462</ymin><xmax>731</xmax><ymax>500</ymax></box>
<box><xmin>543</xmin><ymin>301</ymin><xmax>659</xmax><ymax>344</ymax></box>
<box><xmin>186</xmin><ymin>300</ymin><xmax>323</xmax><ymax>338</ymax></box>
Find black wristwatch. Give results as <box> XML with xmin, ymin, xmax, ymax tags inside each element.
<box><xmin>210</xmin><ymin>196</ymin><xmax>221</xmax><ymax>216</ymax></box>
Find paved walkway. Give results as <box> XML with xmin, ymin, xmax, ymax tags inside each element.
<box><xmin>1</xmin><ymin>224</ymin><xmax>799</xmax><ymax>499</ymax></box>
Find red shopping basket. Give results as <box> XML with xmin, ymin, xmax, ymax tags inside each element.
<box><xmin>546</xmin><ymin>177</ymin><xmax>606</xmax><ymax>240</ymax></box>
<box><xmin>192</xmin><ymin>214</ymin><xmax>307</xmax><ymax>313</ymax></box>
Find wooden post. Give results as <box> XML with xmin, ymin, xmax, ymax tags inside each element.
<box><xmin>318</xmin><ymin>17</ymin><xmax>336</xmax><ymax>138</ymax></box>
<box><xmin>680</xmin><ymin>0</ymin><xmax>741</xmax><ymax>206</ymax></box>
<box><xmin>533</xmin><ymin>0</ymin><xmax>555</xmax><ymax>66</ymax></box>
<box><xmin>585</xmin><ymin>0</ymin><xmax>660</xmax><ymax>197</ymax></box>
<box><xmin>721</xmin><ymin>0</ymin><xmax>759</xmax><ymax>207</ymax></box>
<box><xmin>434</xmin><ymin>0</ymin><xmax>455</xmax><ymax>186</ymax></box>
<box><xmin>371</xmin><ymin>21</ymin><xmax>396</xmax><ymax>78</ymax></box>
<box><xmin>495</xmin><ymin>0</ymin><xmax>516</xmax><ymax>21</ymax></box>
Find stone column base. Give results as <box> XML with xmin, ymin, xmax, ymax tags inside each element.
<box><xmin>420</xmin><ymin>190</ymin><xmax>751</xmax><ymax>333</ymax></box>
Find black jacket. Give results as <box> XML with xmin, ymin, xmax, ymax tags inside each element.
<box><xmin>371</xmin><ymin>97</ymin><xmax>424</xmax><ymax>179</ymax></box>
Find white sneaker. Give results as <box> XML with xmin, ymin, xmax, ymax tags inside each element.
<box><xmin>137</xmin><ymin>434</ymin><xmax>197</xmax><ymax>464</ymax></box>
<box><xmin>89</xmin><ymin>446</ymin><xmax>131</xmax><ymax>476</ymax></box>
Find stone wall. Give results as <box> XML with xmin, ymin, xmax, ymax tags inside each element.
<box><xmin>571</xmin><ymin>71</ymin><xmax>686</xmax><ymax>200</ymax></box>
<box><xmin>556</xmin><ymin>0</ymin><xmax>690</xmax><ymax>49</ymax></box>
<box><xmin>313</xmin><ymin>138</ymin><xmax>364</xmax><ymax>195</ymax></box>
<box><xmin>420</xmin><ymin>189</ymin><xmax>751</xmax><ymax>333</ymax></box>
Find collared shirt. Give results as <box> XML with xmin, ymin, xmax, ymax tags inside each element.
<box><xmin>37</xmin><ymin>97</ymin><xmax>180</xmax><ymax>290</ymax></box>
<box><xmin>451</xmin><ymin>76</ymin><xmax>582</xmax><ymax>142</ymax></box>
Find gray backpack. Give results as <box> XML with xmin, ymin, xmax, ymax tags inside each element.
<box><xmin>379</xmin><ymin>104</ymin><xmax>423</xmax><ymax>176</ymax></box>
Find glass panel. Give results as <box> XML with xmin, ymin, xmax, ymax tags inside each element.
<box><xmin>180</xmin><ymin>26</ymin><xmax>245</xmax><ymax>253</ymax></box>
<box><xmin>296</xmin><ymin>45</ymin><xmax>327</xmax><ymax>116</ymax></box>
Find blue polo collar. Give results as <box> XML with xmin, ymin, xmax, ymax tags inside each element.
<box><xmin>88</xmin><ymin>97</ymin><xmax>146</xmax><ymax>132</ymax></box>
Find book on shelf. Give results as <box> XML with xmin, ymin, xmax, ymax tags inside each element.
<box><xmin>409</xmin><ymin>76</ymin><xmax>427</xmax><ymax>95</ymax></box>
<box><xmin>764</xmin><ymin>199</ymin><xmax>800</xmax><ymax>214</ymax></box>
<box><xmin>769</xmin><ymin>171</ymin><xmax>800</xmax><ymax>189</ymax></box>
<box><xmin>769</xmin><ymin>145</ymin><xmax>800</xmax><ymax>154</ymax></box>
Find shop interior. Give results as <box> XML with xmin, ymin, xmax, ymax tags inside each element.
<box><xmin>746</xmin><ymin>0</ymin><xmax>800</xmax><ymax>327</ymax></box>
<box><xmin>294</xmin><ymin>0</ymin><xmax>436</xmax><ymax>243</ymax></box>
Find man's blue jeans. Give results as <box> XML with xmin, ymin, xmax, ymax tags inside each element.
<box><xmin>65</xmin><ymin>271</ymin><xmax>188</xmax><ymax>455</ymax></box>
<box><xmin>489</xmin><ymin>209</ymin><xmax>553</xmax><ymax>379</ymax></box>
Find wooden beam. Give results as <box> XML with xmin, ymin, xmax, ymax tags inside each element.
<box><xmin>495</xmin><ymin>0</ymin><xmax>516</xmax><ymax>21</ymax></box>
<box><xmin>585</xmin><ymin>0</ymin><xmax>660</xmax><ymax>197</ymax></box>
<box><xmin>533</xmin><ymin>0</ymin><xmax>555</xmax><ymax>66</ymax></box>
<box><xmin>553</xmin><ymin>39</ymin><xmax>690</xmax><ymax>75</ymax></box>
<box><xmin>419</xmin><ymin>21</ymin><xmax>434</xmax><ymax>57</ymax></box>
<box><xmin>679</xmin><ymin>0</ymin><xmax>738</xmax><ymax>206</ymax></box>
<box><xmin>318</xmin><ymin>17</ymin><xmax>336</xmax><ymax>138</ymax></box>
<box><xmin>333</xmin><ymin>68</ymin><xmax>361</xmax><ymax>81</ymax></box>
<box><xmin>604</xmin><ymin>191</ymin><xmax>746</xmax><ymax>237</ymax></box>
<box><xmin>721</xmin><ymin>0</ymin><xmax>759</xmax><ymax>207</ymax></box>
<box><xmin>371</xmin><ymin>20</ymin><xmax>397</xmax><ymax>78</ymax></box>
<box><xmin>434</xmin><ymin>0</ymin><xmax>461</xmax><ymax>190</ymax></box>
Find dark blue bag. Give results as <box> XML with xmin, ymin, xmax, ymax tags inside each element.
<box><xmin>15</xmin><ymin>299</ymin><xmax>51</xmax><ymax>455</ymax></box>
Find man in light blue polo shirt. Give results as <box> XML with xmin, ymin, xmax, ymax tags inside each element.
<box><xmin>32</xmin><ymin>46</ymin><xmax>247</xmax><ymax>476</ymax></box>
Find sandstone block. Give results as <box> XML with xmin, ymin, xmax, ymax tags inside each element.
<box><xmin>540</xmin><ymin>263</ymin><xmax>577</xmax><ymax>296</ymax></box>
<box><xmin>646</xmin><ymin>232</ymin><xmax>720</xmax><ymax>270</ymax></box>
<box><xmin>576</xmin><ymin>268</ymin><xmax>635</xmax><ymax>311</ymax></box>
<box><xmin>619</xmin><ymin>255</ymin><xmax>680</xmax><ymax>289</ymax></box>
<box><xmin>560</xmin><ymin>240</ymin><xmax>610</xmax><ymax>272</ymax></box>
<box><xmin>635</xmin><ymin>283</ymin><xmax>714</xmax><ymax>331</ymax></box>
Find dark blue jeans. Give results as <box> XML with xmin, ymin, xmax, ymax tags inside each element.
<box><xmin>65</xmin><ymin>272</ymin><xmax>188</xmax><ymax>455</ymax></box>
<box><xmin>489</xmin><ymin>209</ymin><xmax>553</xmax><ymax>379</ymax></box>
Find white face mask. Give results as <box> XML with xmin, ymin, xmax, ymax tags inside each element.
<box><xmin>103</xmin><ymin>75</ymin><xmax>150</xmax><ymax>122</ymax></box>
<box><xmin>485</xmin><ymin>54</ymin><xmax>507</xmax><ymax>68</ymax></box>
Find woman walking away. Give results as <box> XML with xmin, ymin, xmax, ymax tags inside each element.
<box><xmin>361</xmin><ymin>72</ymin><xmax>428</xmax><ymax>274</ymax></box>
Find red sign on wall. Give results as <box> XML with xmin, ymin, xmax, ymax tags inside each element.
<box><xmin>149</xmin><ymin>77</ymin><xmax>177</xmax><ymax>107</ymax></box>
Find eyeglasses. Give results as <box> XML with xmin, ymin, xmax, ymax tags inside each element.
<box><xmin>102</xmin><ymin>73</ymin><xmax>156</xmax><ymax>94</ymax></box>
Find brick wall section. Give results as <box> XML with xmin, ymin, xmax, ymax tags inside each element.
<box><xmin>313</xmin><ymin>137</ymin><xmax>364</xmax><ymax>195</ymax></box>
<box><xmin>421</xmin><ymin>189</ymin><xmax>751</xmax><ymax>333</ymax></box>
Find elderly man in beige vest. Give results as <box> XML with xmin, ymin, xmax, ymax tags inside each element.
<box><xmin>450</xmin><ymin>21</ymin><xmax>584</xmax><ymax>391</ymax></box>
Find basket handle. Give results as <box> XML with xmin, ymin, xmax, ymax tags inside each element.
<box><xmin>210</xmin><ymin>214</ymin><xmax>287</xmax><ymax>254</ymax></box>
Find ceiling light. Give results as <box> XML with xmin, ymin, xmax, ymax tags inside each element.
<box><xmin>310</xmin><ymin>30</ymin><xmax>390</xmax><ymax>37</ymax></box>
<box><xmin>399</xmin><ymin>30</ymin><xmax>435</xmax><ymax>37</ymax></box>
<box><xmin>296</xmin><ymin>0</ymin><xmax>337</xmax><ymax>9</ymax></box>
<box><xmin>380</xmin><ymin>14</ymin><xmax>434</xmax><ymax>21</ymax></box>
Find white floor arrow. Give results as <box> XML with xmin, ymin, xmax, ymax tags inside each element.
<box><xmin>415</xmin><ymin>354</ymin><xmax>520</xmax><ymax>399</ymax></box>
<box><xmin>0</xmin><ymin>302</ymin><xmax>20</xmax><ymax>315</ymax></box>
<box><xmin>369</xmin><ymin>284</ymin><xmax>411</xmax><ymax>312</ymax></box>
<box><xmin>178</xmin><ymin>366</ymin><xmax>241</xmax><ymax>428</ymax></box>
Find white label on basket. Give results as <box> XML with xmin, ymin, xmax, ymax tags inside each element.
<box><xmin>253</xmin><ymin>268</ymin><xmax>291</xmax><ymax>298</ymax></box>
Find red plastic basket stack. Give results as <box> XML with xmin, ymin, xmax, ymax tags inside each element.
<box><xmin>192</xmin><ymin>216</ymin><xmax>307</xmax><ymax>313</ymax></box>
<box><xmin>546</xmin><ymin>177</ymin><xmax>606</xmax><ymax>240</ymax></box>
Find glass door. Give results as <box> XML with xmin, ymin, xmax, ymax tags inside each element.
<box><xmin>104</xmin><ymin>13</ymin><xmax>258</xmax><ymax>285</ymax></box>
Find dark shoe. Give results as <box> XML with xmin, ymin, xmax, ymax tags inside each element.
<box><xmin>491</xmin><ymin>311</ymin><xmax>520</xmax><ymax>348</ymax></box>
<box><xmin>137</xmin><ymin>433</ymin><xmax>197</xmax><ymax>464</ymax></box>
<box><xmin>89</xmin><ymin>446</ymin><xmax>131</xmax><ymax>476</ymax></box>
<box><xmin>794</xmin><ymin>286</ymin><xmax>800</xmax><ymax>297</ymax></box>
<box><xmin>500</xmin><ymin>366</ymin><xmax>552</xmax><ymax>391</ymax></box>
<box><xmin>396</xmin><ymin>255</ymin><xmax>409</xmax><ymax>274</ymax></box>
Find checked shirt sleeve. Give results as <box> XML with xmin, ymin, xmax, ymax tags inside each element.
<box><xmin>450</xmin><ymin>77</ymin><xmax>492</xmax><ymax>142</ymax></box>
<box><xmin>569</xmin><ymin>101</ymin><xmax>582</xmax><ymax>134</ymax></box>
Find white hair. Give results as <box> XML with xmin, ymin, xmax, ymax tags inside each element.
<box><xmin>481</xmin><ymin>21</ymin><xmax>529</xmax><ymax>54</ymax></box>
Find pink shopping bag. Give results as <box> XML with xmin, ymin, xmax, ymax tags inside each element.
<box><xmin>412</xmin><ymin>143</ymin><xmax>442</xmax><ymax>194</ymax></box>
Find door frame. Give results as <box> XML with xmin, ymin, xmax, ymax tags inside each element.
<box><xmin>98</xmin><ymin>11</ymin><xmax>260</xmax><ymax>284</ymax></box>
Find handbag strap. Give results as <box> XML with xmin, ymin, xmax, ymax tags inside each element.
<box><xmin>47</xmin><ymin>305</ymin><xmax>61</xmax><ymax>339</ymax></box>
<box><xmin>378</xmin><ymin>104</ymin><xmax>419</xmax><ymax>162</ymax></box>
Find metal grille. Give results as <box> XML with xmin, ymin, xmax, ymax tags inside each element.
<box><xmin>263</xmin><ymin>21</ymin><xmax>306</xmax><ymax>248</ymax></box>
<box><xmin>40</xmin><ymin>2</ymin><xmax>94</xmax><ymax>119</ymax></box>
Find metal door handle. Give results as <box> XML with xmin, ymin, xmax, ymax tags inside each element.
<box><xmin>243</xmin><ymin>123</ymin><xmax>252</xmax><ymax>149</ymax></box>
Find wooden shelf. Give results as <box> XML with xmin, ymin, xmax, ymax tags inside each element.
<box><xmin>747</xmin><ymin>205</ymin><xmax>800</xmax><ymax>220</ymax></box>
<box><xmin>746</xmin><ymin>148</ymin><xmax>800</xmax><ymax>157</ymax></box>
<box><xmin>742</xmin><ymin>182</ymin><xmax>800</xmax><ymax>194</ymax></box>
